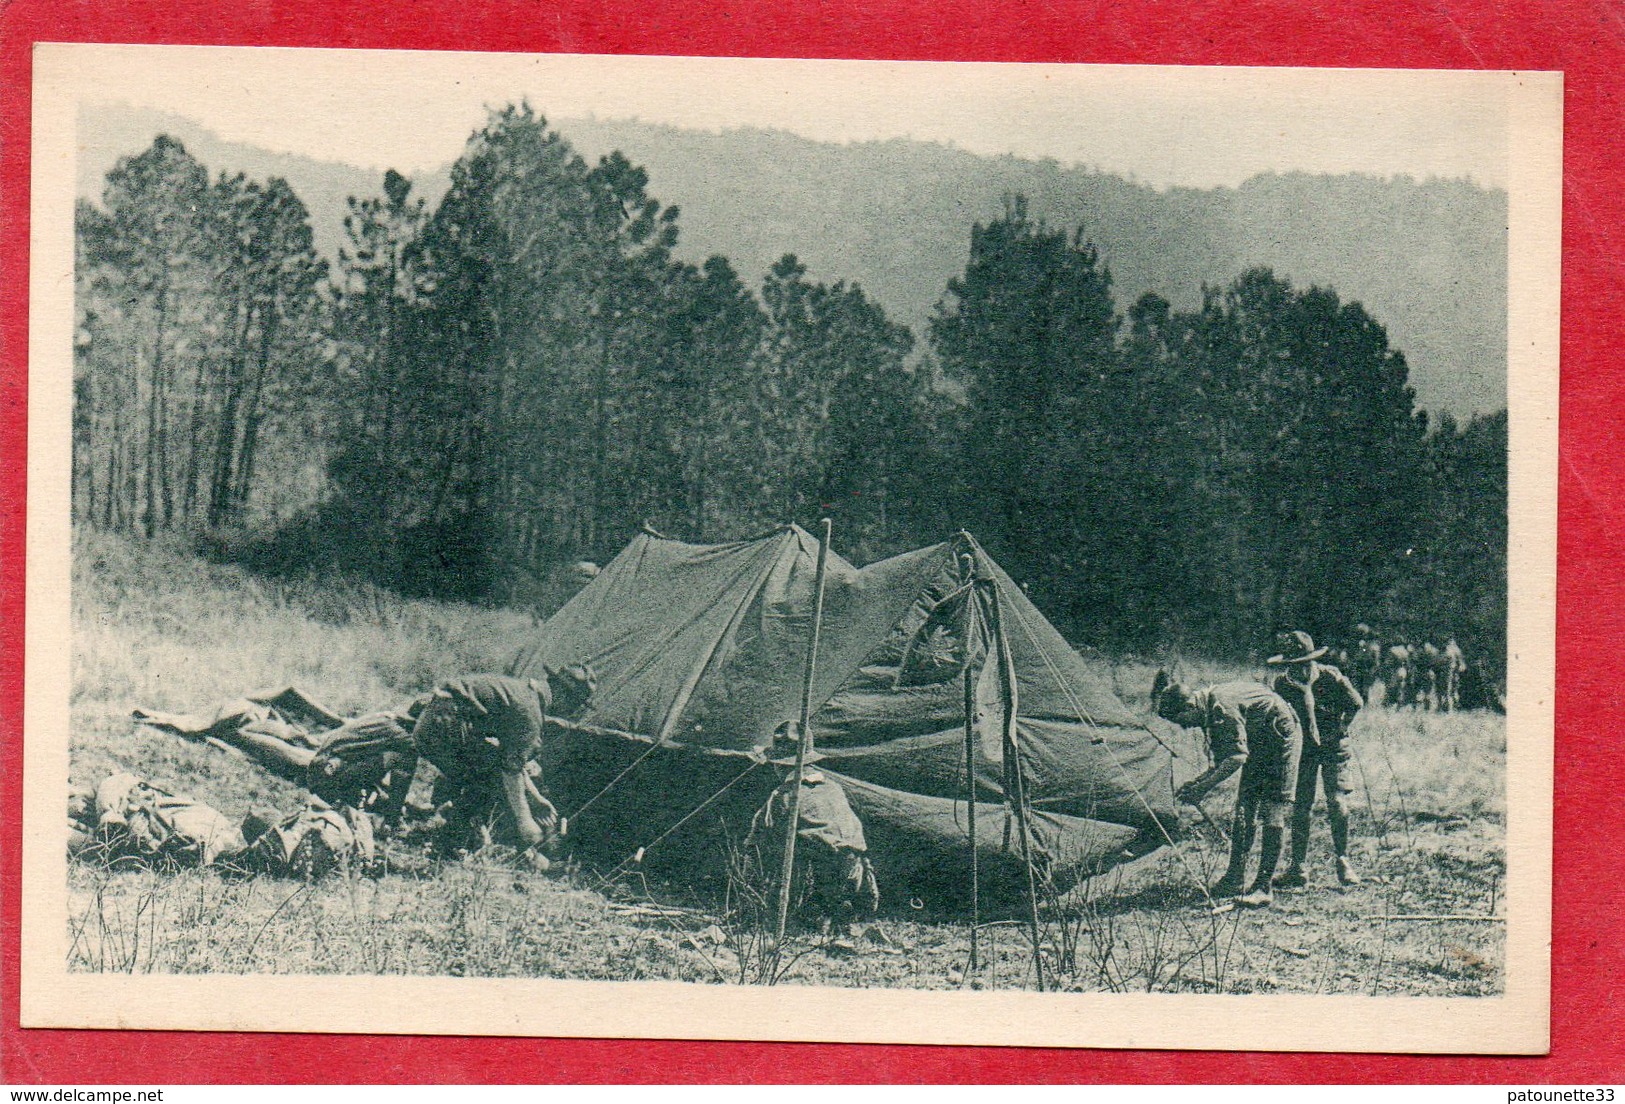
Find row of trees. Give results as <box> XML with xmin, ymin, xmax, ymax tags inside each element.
<box><xmin>928</xmin><ymin>198</ymin><xmax>1503</xmax><ymax>663</ymax></box>
<box><xmin>75</xmin><ymin>136</ymin><xmax>327</xmax><ymax>537</ymax></box>
<box><xmin>72</xmin><ymin>106</ymin><xmax>1506</xmax><ymax>669</ymax></box>
<box><xmin>311</xmin><ymin>107</ymin><xmax>941</xmax><ymax>598</ymax></box>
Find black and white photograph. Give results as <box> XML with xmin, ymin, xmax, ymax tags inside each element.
<box><xmin>23</xmin><ymin>46</ymin><xmax>1558</xmax><ymax>1051</ymax></box>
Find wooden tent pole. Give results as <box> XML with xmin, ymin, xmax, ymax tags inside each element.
<box><xmin>986</xmin><ymin>581</ymin><xmax>1046</xmax><ymax>992</ymax></box>
<box><xmin>797</xmin><ymin>518</ymin><xmax>834</xmax><ymax>739</ymax></box>
<box><xmin>963</xmin><ymin>662</ymin><xmax>980</xmax><ymax>976</ymax></box>
<box><xmin>960</xmin><ymin>554</ymin><xmax>982</xmax><ymax>977</ymax></box>
<box><xmin>775</xmin><ymin>517</ymin><xmax>833</xmax><ymax>948</ymax></box>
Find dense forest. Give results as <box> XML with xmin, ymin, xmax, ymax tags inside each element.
<box><xmin>72</xmin><ymin>105</ymin><xmax>1507</xmax><ymax>675</ymax></box>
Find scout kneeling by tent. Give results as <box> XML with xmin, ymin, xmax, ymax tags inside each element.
<box><xmin>129</xmin><ymin>663</ymin><xmax>597</xmax><ymax>867</ymax></box>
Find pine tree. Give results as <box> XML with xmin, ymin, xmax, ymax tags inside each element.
<box><xmin>930</xmin><ymin>196</ymin><xmax>1120</xmax><ymax>633</ymax></box>
<box><xmin>75</xmin><ymin>138</ymin><xmax>328</xmax><ymax>540</ymax></box>
<box><xmin>649</xmin><ymin>254</ymin><xmax>767</xmax><ymax>540</ymax></box>
<box><xmin>818</xmin><ymin>282</ymin><xmax>924</xmax><ymax>559</ymax></box>
<box><xmin>745</xmin><ymin>255</ymin><xmax>926</xmax><ymax>552</ymax></box>
<box><xmin>580</xmin><ymin>150</ymin><xmax>683</xmax><ymax>554</ymax></box>
<box><xmin>1210</xmin><ymin>270</ymin><xmax>1425</xmax><ymax>642</ymax></box>
<box><xmin>1145</xmin><ymin>269</ymin><xmax>1427</xmax><ymax>650</ymax></box>
<box><xmin>328</xmin><ymin>169</ymin><xmax>434</xmax><ymax>563</ymax></box>
<box><xmin>76</xmin><ymin>137</ymin><xmax>223</xmax><ymax>536</ymax></box>
<box><xmin>1113</xmin><ymin>292</ymin><xmax>1208</xmax><ymax>648</ymax></box>
<box><xmin>399</xmin><ymin>104</ymin><xmax>689</xmax><ymax>594</ymax></box>
<box><xmin>206</xmin><ymin>174</ymin><xmax>328</xmax><ymax>528</ymax></box>
<box><xmin>1395</xmin><ymin>409</ymin><xmax>1506</xmax><ymax>678</ymax></box>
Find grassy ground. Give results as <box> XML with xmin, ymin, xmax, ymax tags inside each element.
<box><xmin>66</xmin><ymin>528</ymin><xmax>1506</xmax><ymax>994</ymax></box>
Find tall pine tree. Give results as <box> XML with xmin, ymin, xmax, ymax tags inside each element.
<box><xmin>930</xmin><ymin>196</ymin><xmax>1120</xmax><ymax>634</ymax></box>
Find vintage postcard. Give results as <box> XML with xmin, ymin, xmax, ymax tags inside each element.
<box><xmin>23</xmin><ymin>44</ymin><xmax>1559</xmax><ymax>1052</ymax></box>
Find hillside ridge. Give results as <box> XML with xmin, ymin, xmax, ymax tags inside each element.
<box><xmin>76</xmin><ymin>104</ymin><xmax>1506</xmax><ymax>417</ymax></box>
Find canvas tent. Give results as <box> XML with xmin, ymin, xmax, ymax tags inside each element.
<box><xmin>515</xmin><ymin>525</ymin><xmax>1176</xmax><ymax>906</ymax></box>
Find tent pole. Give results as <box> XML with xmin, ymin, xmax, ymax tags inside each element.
<box><xmin>796</xmin><ymin>518</ymin><xmax>835</xmax><ymax>740</ymax></box>
<box><xmin>775</xmin><ymin>517</ymin><xmax>833</xmax><ymax>948</ymax></box>
<box><xmin>987</xmin><ymin>582</ymin><xmax>1046</xmax><ymax>992</ymax></box>
<box><xmin>963</xmin><ymin>661</ymin><xmax>981</xmax><ymax>977</ymax></box>
<box><xmin>961</xmin><ymin>555</ymin><xmax>981</xmax><ymax>978</ymax></box>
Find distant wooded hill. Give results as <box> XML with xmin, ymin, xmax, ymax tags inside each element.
<box><xmin>77</xmin><ymin>104</ymin><xmax>1506</xmax><ymax>417</ymax></box>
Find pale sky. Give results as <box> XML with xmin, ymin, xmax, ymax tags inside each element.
<box><xmin>47</xmin><ymin>44</ymin><xmax>1513</xmax><ymax>190</ymax></box>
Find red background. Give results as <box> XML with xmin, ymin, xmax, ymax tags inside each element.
<box><xmin>2</xmin><ymin>0</ymin><xmax>1620</xmax><ymax>1084</ymax></box>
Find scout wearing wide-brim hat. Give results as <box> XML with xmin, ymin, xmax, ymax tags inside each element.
<box><xmin>1266</xmin><ymin>629</ymin><xmax>1328</xmax><ymax>666</ymax></box>
<box><xmin>1151</xmin><ymin>669</ymin><xmax>1200</xmax><ymax>723</ymax></box>
<box><xmin>764</xmin><ymin>719</ymin><xmax>825</xmax><ymax>768</ymax></box>
<box><xmin>540</xmin><ymin>662</ymin><xmax>597</xmax><ymax>717</ymax></box>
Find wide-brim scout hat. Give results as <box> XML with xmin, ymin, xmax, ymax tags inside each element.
<box><xmin>764</xmin><ymin>720</ymin><xmax>824</xmax><ymax>766</ymax></box>
<box><xmin>541</xmin><ymin>662</ymin><xmax>597</xmax><ymax>697</ymax></box>
<box><xmin>1266</xmin><ymin>629</ymin><xmax>1328</xmax><ymax>665</ymax></box>
<box><xmin>1154</xmin><ymin>681</ymin><xmax>1199</xmax><ymax>722</ymax></box>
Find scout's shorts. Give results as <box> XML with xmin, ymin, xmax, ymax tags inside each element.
<box><xmin>1298</xmin><ymin>740</ymin><xmax>1355</xmax><ymax>799</ymax></box>
<box><xmin>1237</xmin><ymin>712</ymin><xmax>1304</xmax><ymax>806</ymax></box>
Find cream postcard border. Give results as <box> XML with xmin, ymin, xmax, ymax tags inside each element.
<box><xmin>21</xmin><ymin>45</ymin><xmax>1560</xmax><ymax>1052</ymax></box>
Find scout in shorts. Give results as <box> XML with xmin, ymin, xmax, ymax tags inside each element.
<box><xmin>1154</xmin><ymin>672</ymin><xmax>1304</xmax><ymax>908</ymax></box>
<box><xmin>1266</xmin><ymin>630</ymin><xmax>1365</xmax><ymax>887</ymax></box>
<box><xmin>411</xmin><ymin>667</ymin><xmax>594</xmax><ymax>859</ymax></box>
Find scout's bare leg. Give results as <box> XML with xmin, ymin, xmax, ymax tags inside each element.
<box><xmin>1325</xmin><ymin>753</ymin><xmax>1361</xmax><ymax>884</ymax></box>
<box><xmin>1212</xmin><ymin>798</ymin><xmax>1255</xmax><ymax>898</ymax></box>
<box><xmin>1238</xmin><ymin>800</ymin><xmax>1290</xmax><ymax>908</ymax></box>
<box><xmin>1279</xmin><ymin>749</ymin><xmax>1318</xmax><ymax>888</ymax></box>
<box><xmin>227</xmin><ymin>726</ymin><xmax>317</xmax><ymax>777</ymax></box>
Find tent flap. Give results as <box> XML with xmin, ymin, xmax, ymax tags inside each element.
<box><xmin>521</xmin><ymin>526</ymin><xmax>1176</xmax><ymax>901</ymax></box>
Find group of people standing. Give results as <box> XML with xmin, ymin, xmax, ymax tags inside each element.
<box><xmin>1153</xmin><ymin>629</ymin><xmax>1364</xmax><ymax>909</ymax></box>
<box><xmin>1345</xmin><ymin>627</ymin><xmax>1469</xmax><ymax>712</ymax></box>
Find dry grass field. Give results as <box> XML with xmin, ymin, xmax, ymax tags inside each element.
<box><xmin>65</xmin><ymin>529</ymin><xmax>1507</xmax><ymax>994</ymax></box>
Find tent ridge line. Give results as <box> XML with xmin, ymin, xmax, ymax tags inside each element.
<box><xmin>636</xmin><ymin>520</ymin><xmax>798</xmax><ymax>547</ymax></box>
